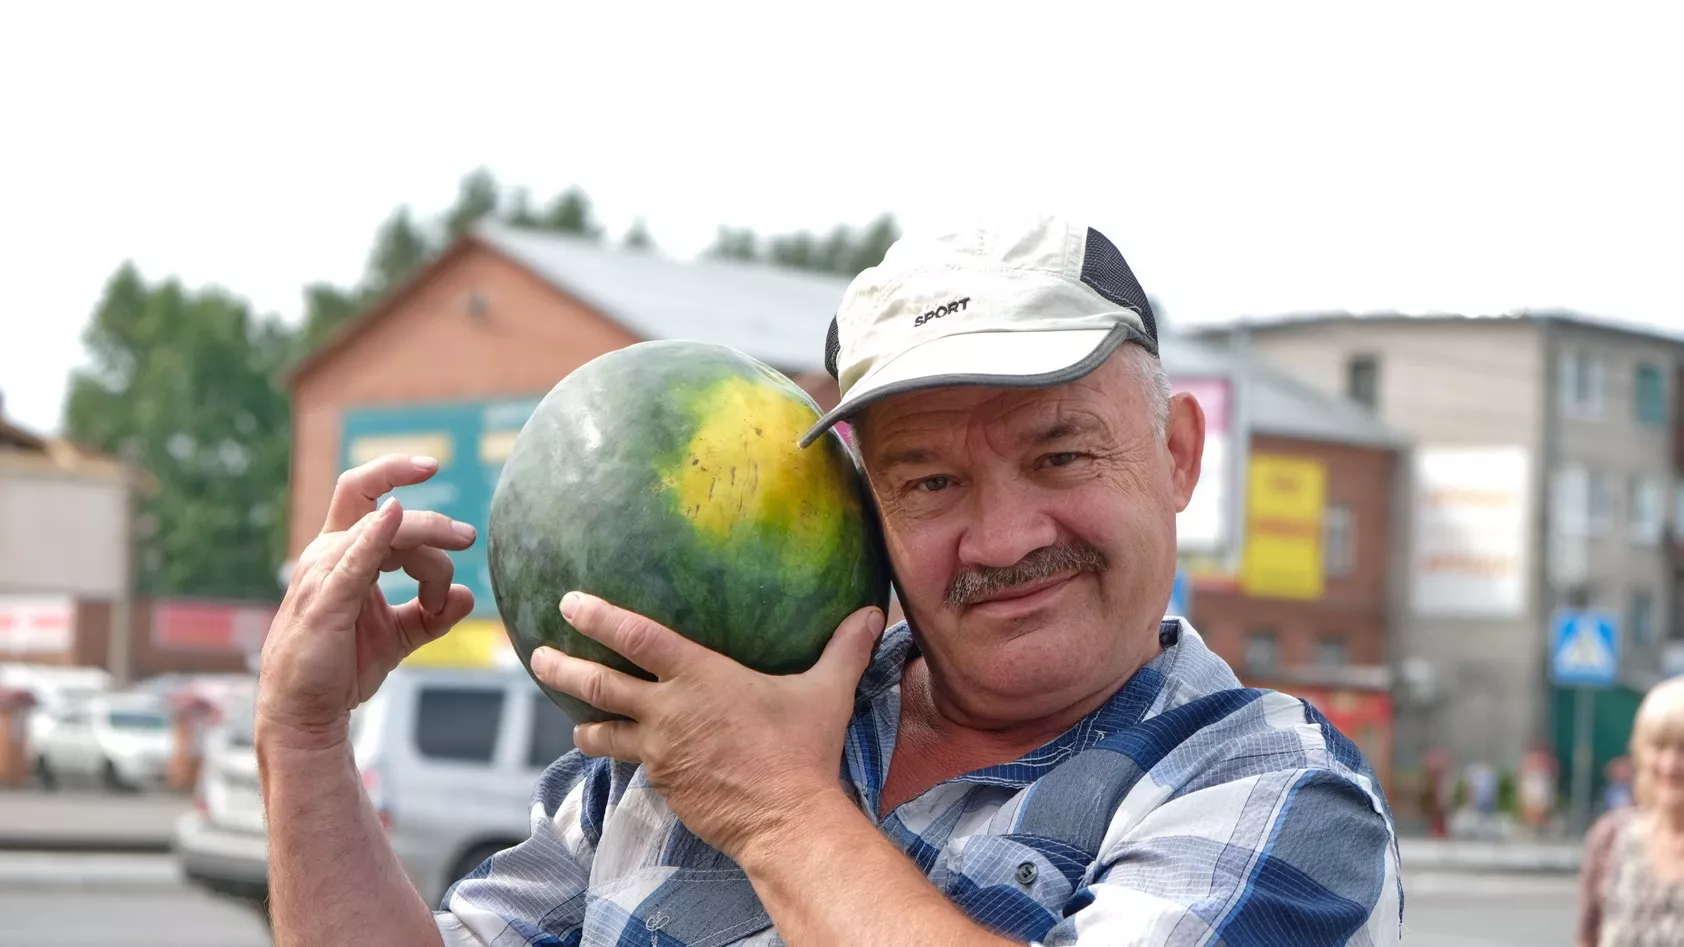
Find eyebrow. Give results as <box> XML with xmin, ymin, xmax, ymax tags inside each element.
<box><xmin>874</xmin><ymin>447</ymin><xmax>937</xmax><ymax>472</ymax></box>
<box><xmin>1017</xmin><ymin>417</ymin><xmax>1104</xmax><ymax>447</ymax></box>
<box><xmin>872</xmin><ymin>417</ymin><xmax>1105</xmax><ymax>472</ymax></box>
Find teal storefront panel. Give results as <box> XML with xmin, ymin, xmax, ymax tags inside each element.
<box><xmin>339</xmin><ymin>396</ymin><xmax>544</xmax><ymax>618</ymax></box>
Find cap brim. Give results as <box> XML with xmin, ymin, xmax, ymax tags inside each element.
<box><xmin>798</xmin><ymin>322</ymin><xmax>1150</xmax><ymax>448</ymax></box>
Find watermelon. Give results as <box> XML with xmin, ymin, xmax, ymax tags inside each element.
<box><xmin>487</xmin><ymin>340</ymin><xmax>891</xmax><ymax>724</ymax></box>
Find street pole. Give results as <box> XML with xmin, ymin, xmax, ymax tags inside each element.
<box><xmin>1570</xmin><ymin>685</ymin><xmax>1596</xmax><ymax>833</ymax></box>
<box><xmin>107</xmin><ymin>454</ymin><xmax>136</xmax><ymax>686</ymax></box>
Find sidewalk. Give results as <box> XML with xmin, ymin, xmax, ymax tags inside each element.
<box><xmin>0</xmin><ymin>789</ymin><xmax>187</xmax><ymax>853</ymax></box>
<box><xmin>1398</xmin><ymin>835</ymin><xmax>1582</xmax><ymax>874</ymax></box>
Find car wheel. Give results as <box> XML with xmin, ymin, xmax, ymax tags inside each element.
<box><xmin>101</xmin><ymin>759</ymin><xmax>133</xmax><ymax>793</ymax></box>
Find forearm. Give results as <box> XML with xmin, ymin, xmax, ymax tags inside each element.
<box><xmin>738</xmin><ymin>791</ymin><xmax>1020</xmax><ymax>947</ymax></box>
<box><xmin>257</xmin><ymin>723</ymin><xmax>442</xmax><ymax>947</ymax></box>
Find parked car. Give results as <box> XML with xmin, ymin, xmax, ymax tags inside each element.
<box><xmin>32</xmin><ymin>692</ymin><xmax>174</xmax><ymax>791</ymax></box>
<box><xmin>0</xmin><ymin>663</ymin><xmax>115</xmax><ymax>755</ymax></box>
<box><xmin>173</xmin><ymin>662</ymin><xmax>575</xmax><ymax>916</ymax></box>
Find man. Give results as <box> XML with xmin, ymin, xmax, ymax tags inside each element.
<box><xmin>257</xmin><ymin>215</ymin><xmax>1404</xmax><ymax>946</ymax></box>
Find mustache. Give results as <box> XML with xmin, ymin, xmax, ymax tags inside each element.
<box><xmin>945</xmin><ymin>540</ymin><xmax>1109</xmax><ymax>607</ymax></box>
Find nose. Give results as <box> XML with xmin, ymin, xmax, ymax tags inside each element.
<box><xmin>956</xmin><ymin>476</ymin><xmax>1059</xmax><ymax>570</ymax></box>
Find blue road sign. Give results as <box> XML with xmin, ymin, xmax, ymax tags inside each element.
<box><xmin>1550</xmin><ymin>610</ymin><xmax>1619</xmax><ymax>688</ymax></box>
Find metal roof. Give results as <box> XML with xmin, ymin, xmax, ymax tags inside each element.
<box><xmin>475</xmin><ymin>221</ymin><xmax>852</xmax><ymax>374</ymax></box>
<box><xmin>478</xmin><ymin>224</ymin><xmax>1405</xmax><ymax>450</ymax></box>
<box><xmin>1160</xmin><ymin>333</ymin><xmax>1409</xmax><ymax>449</ymax></box>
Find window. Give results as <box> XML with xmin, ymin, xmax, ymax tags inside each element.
<box><xmin>1590</xmin><ymin>471</ymin><xmax>1617</xmax><ymax>535</ymax></box>
<box><xmin>1244</xmin><ymin>630</ymin><xmax>1279</xmax><ymax>675</ymax></box>
<box><xmin>1558</xmin><ymin>349</ymin><xmax>1608</xmax><ymax>420</ymax></box>
<box><xmin>1345</xmin><ymin>355</ymin><xmax>1379</xmax><ymax>409</ymax></box>
<box><xmin>1323</xmin><ymin>506</ymin><xmax>1356</xmax><ymax>577</ymax></box>
<box><xmin>1316</xmin><ymin>636</ymin><xmax>1349</xmax><ymax>668</ymax></box>
<box><xmin>527</xmin><ymin>694</ymin><xmax>576</xmax><ymax>768</ymax></box>
<box><xmin>1553</xmin><ymin>466</ymin><xmax>1613</xmax><ymax>536</ymax></box>
<box><xmin>1629</xmin><ymin>477</ymin><xmax>1665</xmax><ymax>546</ymax></box>
<box><xmin>1630</xmin><ymin>589</ymin><xmax>1656</xmax><ymax>647</ymax></box>
<box><xmin>1636</xmin><ymin>364</ymin><xmax>1668</xmax><ymax>427</ymax></box>
<box><xmin>414</xmin><ymin>687</ymin><xmax>504</xmax><ymax>763</ymax></box>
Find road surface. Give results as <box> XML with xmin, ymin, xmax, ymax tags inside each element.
<box><xmin>0</xmin><ymin>852</ymin><xmax>1580</xmax><ymax>946</ymax></box>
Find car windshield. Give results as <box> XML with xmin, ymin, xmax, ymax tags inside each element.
<box><xmin>108</xmin><ymin>710</ymin><xmax>169</xmax><ymax>731</ymax></box>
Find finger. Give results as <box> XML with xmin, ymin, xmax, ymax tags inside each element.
<box><xmin>391</xmin><ymin>509</ymin><xmax>476</xmax><ymax>552</ymax></box>
<box><xmin>530</xmin><ymin>646</ymin><xmax>653</xmax><ymax>719</ymax></box>
<box><xmin>561</xmin><ymin>592</ymin><xmax>705</xmax><ymax>679</ymax></box>
<box><xmin>391</xmin><ymin>584</ymin><xmax>476</xmax><ymax>656</ymax></box>
<box><xmin>572</xmin><ymin>720</ymin><xmax>642</xmax><ymax>762</ymax></box>
<box><xmin>808</xmin><ymin>606</ymin><xmax>885</xmax><ymax>688</ymax></box>
<box><xmin>380</xmin><ymin>546</ymin><xmax>455</xmax><ymax>615</ymax></box>
<box><xmin>323</xmin><ymin>454</ymin><xmax>441</xmax><ymax>533</ymax></box>
<box><xmin>323</xmin><ymin>498</ymin><xmax>405</xmax><ymax>600</ymax></box>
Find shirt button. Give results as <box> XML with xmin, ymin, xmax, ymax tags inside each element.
<box><xmin>1016</xmin><ymin>861</ymin><xmax>1038</xmax><ymax>885</ymax></box>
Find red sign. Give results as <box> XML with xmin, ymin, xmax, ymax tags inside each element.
<box><xmin>151</xmin><ymin>601</ymin><xmax>276</xmax><ymax>652</ymax></box>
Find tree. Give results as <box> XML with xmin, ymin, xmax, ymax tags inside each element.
<box><xmin>706</xmin><ymin>226</ymin><xmax>759</xmax><ymax>262</ymax></box>
<box><xmin>537</xmin><ymin>187</ymin><xmax>604</xmax><ymax>240</ymax></box>
<box><xmin>445</xmin><ymin>167</ymin><xmax>501</xmax><ymax>239</ymax></box>
<box><xmin>846</xmin><ymin>214</ymin><xmax>900</xmax><ymax>275</ymax></box>
<box><xmin>720</xmin><ymin>213</ymin><xmax>900</xmax><ymax>278</ymax></box>
<box><xmin>623</xmin><ymin>217</ymin><xmax>655</xmax><ymax>251</ymax></box>
<box><xmin>63</xmin><ymin>265</ymin><xmax>293</xmax><ymax>600</ymax></box>
<box><xmin>365</xmin><ymin>206</ymin><xmax>434</xmax><ymax>296</ymax></box>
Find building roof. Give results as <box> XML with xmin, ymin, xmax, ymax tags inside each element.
<box><xmin>1189</xmin><ymin>309</ymin><xmax>1684</xmax><ymax>349</ymax></box>
<box><xmin>474</xmin><ymin>221</ymin><xmax>852</xmax><ymax>374</ymax></box>
<box><xmin>1161</xmin><ymin>333</ymin><xmax>1409</xmax><ymax>449</ymax></box>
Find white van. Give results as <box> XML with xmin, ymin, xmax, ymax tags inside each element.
<box><xmin>173</xmin><ymin>662</ymin><xmax>575</xmax><ymax>916</ymax></box>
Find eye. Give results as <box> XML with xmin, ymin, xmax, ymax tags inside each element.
<box><xmin>1043</xmin><ymin>452</ymin><xmax>1080</xmax><ymax>468</ymax></box>
<box><xmin>918</xmin><ymin>475</ymin><xmax>953</xmax><ymax>492</ymax></box>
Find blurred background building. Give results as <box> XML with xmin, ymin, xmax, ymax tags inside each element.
<box><xmin>1197</xmin><ymin>313</ymin><xmax>1684</xmax><ymax>814</ymax></box>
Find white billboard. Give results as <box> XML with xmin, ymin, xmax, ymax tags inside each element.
<box><xmin>1408</xmin><ymin>446</ymin><xmax>1531</xmax><ymax>618</ymax></box>
<box><xmin>0</xmin><ymin>595</ymin><xmax>76</xmax><ymax>654</ymax></box>
<box><xmin>1171</xmin><ymin>376</ymin><xmax>1237</xmax><ymax>556</ymax></box>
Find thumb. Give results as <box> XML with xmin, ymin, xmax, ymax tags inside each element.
<box><xmin>812</xmin><ymin>605</ymin><xmax>885</xmax><ymax>687</ymax></box>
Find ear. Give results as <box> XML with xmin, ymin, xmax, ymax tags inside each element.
<box><xmin>1165</xmin><ymin>392</ymin><xmax>1205</xmax><ymax>512</ymax></box>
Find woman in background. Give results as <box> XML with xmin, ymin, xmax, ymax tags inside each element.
<box><xmin>1579</xmin><ymin>677</ymin><xmax>1684</xmax><ymax>946</ymax></box>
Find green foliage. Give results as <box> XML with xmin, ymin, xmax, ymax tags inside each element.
<box><xmin>63</xmin><ymin>266</ymin><xmax>292</xmax><ymax>599</ymax></box>
<box><xmin>708</xmin><ymin>213</ymin><xmax>899</xmax><ymax>278</ymax></box>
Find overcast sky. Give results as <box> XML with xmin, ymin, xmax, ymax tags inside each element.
<box><xmin>2</xmin><ymin>2</ymin><xmax>1679</xmax><ymax>434</ymax></box>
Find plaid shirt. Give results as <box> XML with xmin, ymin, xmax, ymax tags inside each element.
<box><xmin>435</xmin><ymin>619</ymin><xmax>1404</xmax><ymax>946</ymax></box>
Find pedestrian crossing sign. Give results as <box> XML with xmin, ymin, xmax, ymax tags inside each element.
<box><xmin>1550</xmin><ymin>611</ymin><xmax>1618</xmax><ymax>688</ymax></box>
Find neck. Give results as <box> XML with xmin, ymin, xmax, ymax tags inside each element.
<box><xmin>903</xmin><ymin>646</ymin><xmax>1152</xmax><ymax>762</ymax></box>
<box><xmin>1656</xmin><ymin>802</ymin><xmax>1684</xmax><ymax>837</ymax></box>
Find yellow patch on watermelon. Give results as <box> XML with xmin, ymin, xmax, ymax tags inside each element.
<box><xmin>663</xmin><ymin>376</ymin><xmax>853</xmax><ymax>550</ymax></box>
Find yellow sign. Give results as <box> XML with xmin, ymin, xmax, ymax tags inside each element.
<box><xmin>1240</xmin><ymin>454</ymin><xmax>1326</xmax><ymax>600</ymax></box>
<box><xmin>401</xmin><ymin>619</ymin><xmax>520</xmax><ymax>669</ymax></box>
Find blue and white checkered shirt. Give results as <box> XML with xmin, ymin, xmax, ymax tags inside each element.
<box><xmin>435</xmin><ymin>619</ymin><xmax>1404</xmax><ymax>946</ymax></box>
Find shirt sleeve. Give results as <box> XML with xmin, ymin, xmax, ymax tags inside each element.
<box><xmin>1033</xmin><ymin>767</ymin><xmax>1404</xmax><ymax>947</ymax></box>
<box><xmin>433</xmin><ymin>752</ymin><xmax>624</xmax><ymax>947</ymax></box>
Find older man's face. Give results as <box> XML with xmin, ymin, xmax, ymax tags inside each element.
<box><xmin>858</xmin><ymin>349</ymin><xmax>1204</xmax><ymax>721</ymax></box>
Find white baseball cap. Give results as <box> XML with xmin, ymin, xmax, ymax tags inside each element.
<box><xmin>798</xmin><ymin>212</ymin><xmax>1159</xmax><ymax>448</ymax></box>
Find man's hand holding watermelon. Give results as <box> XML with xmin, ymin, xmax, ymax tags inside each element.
<box><xmin>527</xmin><ymin>590</ymin><xmax>885</xmax><ymax>867</ymax></box>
